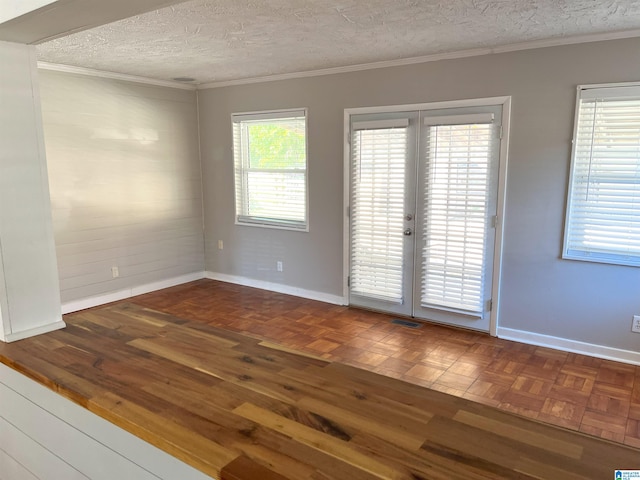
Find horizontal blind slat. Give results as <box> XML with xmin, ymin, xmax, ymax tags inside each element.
<box><xmin>350</xmin><ymin>126</ymin><xmax>407</xmax><ymax>302</ymax></box>
<box><xmin>565</xmin><ymin>94</ymin><xmax>640</xmax><ymax>265</ymax></box>
<box><xmin>421</xmin><ymin>123</ymin><xmax>495</xmax><ymax>313</ymax></box>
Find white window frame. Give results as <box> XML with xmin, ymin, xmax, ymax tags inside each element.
<box><xmin>563</xmin><ymin>82</ymin><xmax>640</xmax><ymax>267</ymax></box>
<box><xmin>232</xmin><ymin>108</ymin><xmax>309</xmax><ymax>231</ymax></box>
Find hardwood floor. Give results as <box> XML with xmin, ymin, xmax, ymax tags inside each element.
<box><xmin>133</xmin><ymin>279</ymin><xmax>640</xmax><ymax>448</ymax></box>
<box><xmin>0</xmin><ymin>294</ymin><xmax>638</xmax><ymax>479</ymax></box>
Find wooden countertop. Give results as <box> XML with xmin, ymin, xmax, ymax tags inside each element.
<box><xmin>0</xmin><ymin>302</ymin><xmax>638</xmax><ymax>479</ymax></box>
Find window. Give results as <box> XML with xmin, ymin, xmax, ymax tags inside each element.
<box><xmin>350</xmin><ymin>119</ymin><xmax>408</xmax><ymax>302</ymax></box>
<box><xmin>421</xmin><ymin>115</ymin><xmax>497</xmax><ymax>314</ymax></box>
<box><xmin>232</xmin><ymin>109</ymin><xmax>308</xmax><ymax>230</ymax></box>
<box><xmin>564</xmin><ymin>83</ymin><xmax>640</xmax><ymax>267</ymax></box>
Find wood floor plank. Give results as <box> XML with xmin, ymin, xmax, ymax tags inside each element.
<box><xmin>232</xmin><ymin>402</ymin><xmax>401</xmax><ymax>480</ymax></box>
<box><xmin>0</xmin><ymin>283</ymin><xmax>638</xmax><ymax>479</ymax></box>
<box><xmin>241</xmin><ymin>422</ymin><xmax>381</xmax><ymax>480</ymax></box>
<box><xmin>296</xmin><ymin>396</ymin><xmax>427</xmax><ymax>451</ymax></box>
<box><xmin>358</xmin><ymin>434</ymin><xmax>539</xmax><ymax>480</ymax></box>
<box><xmin>452</xmin><ymin>410</ymin><xmax>584</xmax><ymax>459</ymax></box>
<box><xmin>279</xmin><ymin>367</ymin><xmax>436</xmax><ymax>435</ymax></box>
<box><xmin>513</xmin><ymin>458</ymin><xmax>592</xmax><ymax>480</ymax></box>
<box><xmin>89</xmin><ymin>392</ymin><xmax>237</xmax><ymax>477</ymax></box>
<box><xmin>221</xmin><ymin>456</ymin><xmax>289</xmax><ymax>480</ymax></box>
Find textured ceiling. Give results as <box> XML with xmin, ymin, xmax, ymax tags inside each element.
<box><xmin>36</xmin><ymin>0</ymin><xmax>640</xmax><ymax>85</ymax></box>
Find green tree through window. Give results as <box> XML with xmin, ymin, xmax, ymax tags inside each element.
<box><xmin>248</xmin><ymin>124</ymin><xmax>306</xmax><ymax>169</ymax></box>
<box><xmin>233</xmin><ymin>110</ymin><xmax>308</xmax><ymax>230</ymax></box>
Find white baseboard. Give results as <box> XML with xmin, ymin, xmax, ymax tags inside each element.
<box><xmin>61</xmin><ymin>271</ymin><xmax>205</xmax><ymax>314</ymax></box>
<box><xmin>51</xmin><ymin>272</ymin><xmax>640</xmax><ymax>366</ymax></box>
<box><xmin>1</xmin><ymin>320</ymin><xmax>67</xmax><ymax>343</ymax></box>
<box><xmin>497</xmin><ymin>327</ymin><xmax>640</xmax><ymax>366</ymax></box>
<box><xmin>61</xmin><ymin>270</ymin><xmax>345</xmax><ymax>315</ymax></box>
<box><xmin>205</xmin><ymin>271</ymin><xmax>346</xmax><ymax>306</ymax></box>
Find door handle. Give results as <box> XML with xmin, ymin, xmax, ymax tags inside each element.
<box><xmin>404</xmin><ymin>228</ymin><xmax>413</xmax><ymax>236</ymax></box>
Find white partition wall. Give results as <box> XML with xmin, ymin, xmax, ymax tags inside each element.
<box><xmin>0</xmin><ymin>363</ymin><xmax>211</xmax><ymax>480</ymax></box>
<box><xmin>0</xmin><ymin>41</ymin><xmax>64</xmax><ymax>342</ymax></box>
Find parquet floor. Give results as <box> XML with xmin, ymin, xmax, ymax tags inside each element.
<box><xmin>1</xmin><ymin>299</ymin><xmax>638</xmax><ymax>479</ymax></box>
<box><xmin>133</xmin><ymin>279</ymin><xmax>640</xmax><ymax>448</ymax></box>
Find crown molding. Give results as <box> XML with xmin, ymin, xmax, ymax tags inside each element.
<box><xmin>36</xmin><ymin>61</ymin><xmax>197</xmax><ymax>90</ymax></box>
<box><xmin>490</xmin><ymin>27</ymin><xmax>640</xmax><ymax>54</ymax></box>
<box><xmin>36</xmin><ymin>28</ymin><xmax>640</xmax><ymax>91</ymax></box>
<box><xmin>197</xmin><ymin>48</ymin><xmax>495</xmax><ymax>89</ymax></box>
<box><xmin>197</xmin><ymin>28</ymin><xmax>640</xmax><ymax>90</ymax></box>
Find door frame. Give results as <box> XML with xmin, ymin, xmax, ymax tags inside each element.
<box><xmin>343</xmin><ymin>96</ymin><xmax>511</xmax><ymax>336</ymax></box>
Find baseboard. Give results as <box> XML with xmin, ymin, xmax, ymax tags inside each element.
<box><xmin>61</xmin><ymin>270</ymin><xmax>345</xmax><ymax>315</ymax></box>
<box><xmin>497</xmin><ymin>327</ymin><xmax>640</xmax><ymax>366</ymax></box>
<box><xmin>205</xmin><ymin>271</ymin><xmax>346</xmax><ymax>306</ymax></box>
<box><xmin>61</xmin><ymin>271</ymin><xmax>205</xmax><ymax>314</ymax></box>
<box><xmin>48</xmin><ymin>272</ymin><xmax>640</xmax><ymax>366</ymax></box>
<box><xmin>1</xmin><ymin>320</ymin><xmax>66</xmax><ymax>343</ymax></box>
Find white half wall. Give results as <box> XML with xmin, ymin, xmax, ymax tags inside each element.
<box><xmin>0</xmin><ymin>363</ymin><xmax>211</xmax><ymax>480</ymax></box>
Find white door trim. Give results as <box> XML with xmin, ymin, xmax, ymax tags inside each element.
<box><xmin>343</xmin><ymin>96</ymin><xmax>511</xmax><ymax>336</ymax></box>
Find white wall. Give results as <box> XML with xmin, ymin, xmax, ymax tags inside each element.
<box><xmin>198</xmin><ymin>37</ymin><xmax>640</xmax><ymax>357</ymax></box>
<box><xmin>39</xmin><ymin>70</ymin><xmax>205</xmax><ymax>307</ymax></box>
<box><xmin>0</xmin><ymin>0</ymin><xmax>58</xmax><ymax>23</ymax></box>
<box><xmin>0</xmin><ymin>41</ymin><xmax>63</xmax><ymax>342</ymax></box>
<box><xmin>0</xmin><ymin>363</ymin><xmax>211</xmax><ymax>480</ymax></box>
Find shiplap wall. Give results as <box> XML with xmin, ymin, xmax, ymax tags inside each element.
<box><xmin>39</xmin><ymin>71</ymin><xmax>204</xmax><ymax>304</ymax></box>
<box><xmin>0</xmin><ymin>363</ymin><xmax>211</xmax><ymax>480</ymax></box>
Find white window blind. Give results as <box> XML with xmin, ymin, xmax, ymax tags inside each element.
<box><xmin>350</xmin><ymin>122</ymin><xmax>408</xmax><ymax>303</ymax></box>
<box><xmin>564</xmin><ymin>85</ymin><xmax>640</xmax><ymax>267</ymax></box>
<box><xmin>421</xmin><ymin>120</ymin><xmax>496</xmax><ymax>315</ymax></box>
<box><xmin>232</xmin><ymin>109</ymin><xmax>308</xmax><ymax>230</ymax></box>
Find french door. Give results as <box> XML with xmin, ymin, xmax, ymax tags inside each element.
<box><xmin>348</xmin><ymin>102</ymin><xmax>505</xmax><ymax>332</ymax></box>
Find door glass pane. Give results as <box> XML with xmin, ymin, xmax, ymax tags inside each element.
<box><xmin>421</xmin><ymin>123</ymin><xmax>496</xmax><ymax>314</ymax></box>
<box><xmin>350</xmin><ymin>127</ymin><xmax>407</xmax><ymax>302</ymax></box>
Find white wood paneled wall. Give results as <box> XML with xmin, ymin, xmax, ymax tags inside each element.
<box><xmin>39</xmin><ymin>71</ymin><xmax>205</xmax><ymax>304</ymax></box>
<box><xmin>0</xmin><ymin>364</ymin><xmax>212</xmax><ymax>480</ymax></box>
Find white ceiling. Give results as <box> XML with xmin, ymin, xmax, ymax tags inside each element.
<box><xmin>35</xmin><ymin>0</ymin><xmax>640</xmax><ymax>86</ymax></box>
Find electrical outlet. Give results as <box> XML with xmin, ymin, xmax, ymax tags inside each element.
<box><xmin>111</xmin><ymin>266</ymin><xmax>119</xmax><ymax>278</ymax></box>
<box><xmin>276</xmin><ymin>261</ymin><xmax>283</xmax><ymax>272</ymax></box>
<box><xmin>632</xmin><ymin>315</ymin><xmax>640</xmax><ymax>334</ymax></box>
<box><xmin>218</xmin><ymin>240</ymin><xmax>223</xmax><ymax>250</ymax></box>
